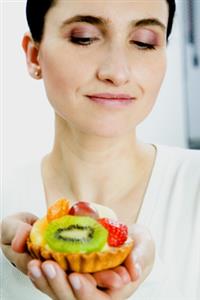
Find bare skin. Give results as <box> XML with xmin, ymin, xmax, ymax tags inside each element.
<box><xmin>41</xmin><ymin>138</ymin><xmax>157</xmax><ymax>225</ymax></box>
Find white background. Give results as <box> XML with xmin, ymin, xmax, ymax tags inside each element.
<box><xmin>2</xmin><ymin>0</ymin><xmax>187</xmax><ymax>175</ymax></box>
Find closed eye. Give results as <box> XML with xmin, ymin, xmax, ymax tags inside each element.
<box><xmin>69</xmin><ymin>36</ymin><xmax>99</xmax><ymax>46</ymax></box>
<box><xmin>69</xmin><ymin>36</ymin><xmax>156</xmax><ymax>50</ymax></box>
<box><xmin>131</xmin><ymin>41</ymin><xmax>156</xmax><ymax>50</ymax></box>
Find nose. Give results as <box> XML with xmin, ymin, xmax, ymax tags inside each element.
<box><xmin>96</xmin><ymin>45</ymin><xmax>131</xmax><ymax>86</ymax></box>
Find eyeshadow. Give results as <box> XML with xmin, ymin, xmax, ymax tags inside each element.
<box><xmin>132</xmin><ymin>28</ymin><xmax>159</xmax><ymax>44</ymax></box>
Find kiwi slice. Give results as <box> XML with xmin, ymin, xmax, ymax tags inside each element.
<box><xmin>45</xmin><ymin>215</ymin><xmax>108</xmax><ymax>253</ymax></box>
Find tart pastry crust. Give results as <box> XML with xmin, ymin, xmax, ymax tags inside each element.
<box><xmin>27</xmin><ymin>239</ymin><xmax>134</xmax><ymax>273</ymax></box>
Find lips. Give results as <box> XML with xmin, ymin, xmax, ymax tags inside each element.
<box><xmin>87</xmin><ymin>93</ymin><xmax>134</xmax><ymax>101</ymax></box>
<box><xmin>86</xmin><ymin>93</ymin><xmax>135</xmax><ymax>108</ymax></box>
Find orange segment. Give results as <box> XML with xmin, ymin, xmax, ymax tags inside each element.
<box><xmin>47</xmin><ymin>198</ymin><xmax>70</xmax><ymax>222</ymax></box>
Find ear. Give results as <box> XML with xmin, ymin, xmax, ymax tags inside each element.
<box><xmin>22</xmin><ymin>32</ymin><xmax>42</xmax><ymax>79</ymax></box>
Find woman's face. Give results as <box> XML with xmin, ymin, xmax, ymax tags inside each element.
<box><xmin>38</xmin><ymin>0</ymin><xmax>168</xmax><ymax>137</ymax></box>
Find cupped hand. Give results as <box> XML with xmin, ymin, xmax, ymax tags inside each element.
<box><xmin>1</xmin><ymin>214</ymin><xmax>155</xmax><ymax>300</ymax></box>
<box><xmin>26</xmin><ymin>223</ymin><xmax>155</xmax><ymax>300</ymax></box>
<box><xmin>0</xmin><ymin>212</ymin><xmax>38</xmax><ymax>273</ymax></box>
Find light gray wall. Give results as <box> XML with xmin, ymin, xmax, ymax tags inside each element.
<box><xmin>183</xmin><ymin>0</ymin><xmax>200</xmax><ymax>148</ymax></box>
<box><xmin>137</xmin><ymin>0</ymin><xmax>187</xmax><ymax>147</ymax></box>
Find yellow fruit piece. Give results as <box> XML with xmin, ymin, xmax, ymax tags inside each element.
<box><xmin>47</xmin><ymin>198</ymin><xmax>70</xmax><ymax>222</ymax></box>
<box><xmin>30</xmin><ymin>217</ymin><xmax>48</xmax><ymax>246</ymax></box>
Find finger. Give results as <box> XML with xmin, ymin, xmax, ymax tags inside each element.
<box><xmin>28</xmin><ymin>260</ymin><xmax>56</xmax><ymax>300</ymax></box>
<box><xmin>41</xmin><ymin>261</ymin><xmax>76</xmax><ymax>300</ymax></box>
<box><xmin>83</xmin><ymin>274</ymin><xmax>97</xmax><ymax>286</ymax></box>
<box><xmin>107</xmin><ymin>281</ymin><xmax>137</xmax><ymax>300</ymax></box>
<box><xmin>1</xmin><ymin>213</ymin><xmax>38</xmax><ymax>245</ymax></box>
<box><xmin>13</xmin><ymin>212</ymin><xmax>38</xmax><ymax>224</ymax></box>
<box><xmin>93</xmin><ymin>269</ymin><xmax>124</xmax><ymax>289</ymax></box>
<box><xmin>112</xmin><ymin>266</ymin><xmax>131</xmax><ymax>284</ymax></box>
<box><xmin>69</xmin><ymin>273</ymin><xmax>109</xmax><ymax>300</ymax></box>
<box><xmin>107</xmin><ymin>225</ymin><xmax>155</xmax><ymax>300</ymax></box>
<box><xmin>1</xmin><ymin>244</ymin><xmax>32</xmax><ymax>274</ymax></box>
<box><xmin>11</xmin><ymin>223</ymin><xmax>32</xmax><ymax>253</ymax></box>
<box><xmin>125</xmin><ymin>224</ymin><xmax>155</xmax><ymax>281</ymax></box>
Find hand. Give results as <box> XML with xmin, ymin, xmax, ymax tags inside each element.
<box><xmin>26</xmin><ymin>224</ymin><xmax>155</xmax><ymax>300</ymax></box>
<box><xmin>0</xmin><ymin>212</ymin><xmax>38</xmax><ymax>273</ymax></box>
<box><xmin>1</xmin><ymin>214</ymin><xmax>155</xmax><ymax>300</ymax></box>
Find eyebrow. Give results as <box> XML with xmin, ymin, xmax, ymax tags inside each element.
<box><xmin>60</xmin><ymin>15</ymin><xmax>166</xmax><ymax>32</ymax></box>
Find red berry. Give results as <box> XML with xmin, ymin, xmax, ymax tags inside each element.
<box><xmin>68</xmin><ymin>201</ymin><xmax>99</xmax><ymax>220</ymax></box>
<box><xmin>98</xmin><ymin>218</ymin><xmax>128</xmax><ymax>247</ymax></box>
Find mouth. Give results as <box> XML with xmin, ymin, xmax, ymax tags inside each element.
<box><xmin>86</xmin><ymin>93</ymin><xmax>135</xmax><ymax>107</ymax></box>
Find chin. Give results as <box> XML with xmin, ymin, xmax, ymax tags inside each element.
<box><xmin>80</xmin><ymin>122</ymin><xmax>135</xmax><ymax>139</ymax></box>
<box><xmin>58</xmin><ymin>113</ymin><xmax>137</xmax><ymax>139</ymax></box>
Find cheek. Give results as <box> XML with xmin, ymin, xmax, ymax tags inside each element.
<box><xmin>39</xmin><ymin>46</ymin><xmax>90</xmax><ymax>106</ymax></box>
<box><xmin>136</xmin><ymin>53</ymin><xmax>167</xmax><ymax>101</ymax></box>
<box><xmin>130</xmin><ymin>52</ymin><xmax>167</xmax><ymax>123</ymax></box>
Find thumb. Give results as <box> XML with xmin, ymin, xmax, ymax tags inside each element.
<box><xmin>11</xmin><ymin>223</ymin><xmax>33</xmax><ymax>253</ymax></box>
<box><xmin>1</xmin><ymin>212</ymin><xmax>38</xmax><ymax>252</ymax></box>
<box><xmin>125</xmin><ymin>224</ymin><xmax>155</xmax><ymax>281</ymax></box>
<box><xmin>69</xmin><ymin>273</ymin><xmax>109</xmax><ymax>300</ymax></box>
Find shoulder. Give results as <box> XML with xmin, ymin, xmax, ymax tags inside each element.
<box><xmin>153</xmin><ymin>144</ymin><xmax>200</xmax><ymax>196</ymax></box>
<box><xmin>156</xmin><ymin>144</ymin><xmax>200</xmax><ymax>172</ymax></box>
<box><xmin>154</xmin><ymin>144</ymin><xmax>200</xmax><ymax>201</ymax></box>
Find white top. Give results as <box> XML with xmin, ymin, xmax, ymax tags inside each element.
<box><xmin>1</xmin><ymin>145</ymin><xmax>200</xmax><ymax>300</ymax></box>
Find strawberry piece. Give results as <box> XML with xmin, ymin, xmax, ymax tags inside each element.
<box><xmin>98</xmin><ymin>218</ymin><xmax>128</xmax><ymax>247</ymax></box>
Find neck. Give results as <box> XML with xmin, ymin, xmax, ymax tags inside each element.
<box><xmin>42</xmin><ymin>115</ymin><xmax>155</xmax><ymax>207</ymax></box>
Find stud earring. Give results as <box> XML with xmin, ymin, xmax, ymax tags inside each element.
<box><xmin>34</xmin><ymin>69</ymin><xmax>41</xmax><ymax>78</ymax></box>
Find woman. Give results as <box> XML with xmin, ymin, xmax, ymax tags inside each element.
<box><xmin>1</xmin><ymin>0</ymin><xmax>200</xmax><ymax>299</ymax></box>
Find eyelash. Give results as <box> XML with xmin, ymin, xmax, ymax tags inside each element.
<box><xmin>69</xmin><ymin>36</ymin><xmax>156</xmax><ymax>50</ymax></box>
<box><xmin>132</xmin><ymin>41</ymin><xmax>156</xmax><ymax>50</ymax></box>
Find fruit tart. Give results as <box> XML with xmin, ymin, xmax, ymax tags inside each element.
<box><xmin>27</xmin><ymin>199</ymin><xmax>134</xmax><ymax>273</ymax></box>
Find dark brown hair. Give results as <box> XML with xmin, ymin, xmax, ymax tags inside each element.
<box><xmin>26</xmin><ymin>0</ymin><xmax>176</xmax><ymax>43</ymax></box>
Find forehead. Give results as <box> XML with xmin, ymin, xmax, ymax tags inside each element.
<box><xmin>47</xmin><ymin>0</ymin><xmax>168</xmax><ymax>27</ymax></box>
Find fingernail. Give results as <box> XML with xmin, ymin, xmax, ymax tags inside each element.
<box><xmin>69</xmin><ymin>276</ymin><xmax>81</xmax><ymax>290</ymax></box>
<box><xmin>43</xmin><ymin>264</ymin><xmax>56</xmax><ymax>279</ymax></box>
<box><xmin>30</xmin><ymin>266</ymin><xmax>42</xmax><ymax>279</ymax></box>
<box><xmin>114</xmin><ymin>278</ymin><xmax>124</xmax><ymax>288</ymax></box>
<box><xmin>132</xmin><ymin>252</ymin><xmax>138</xmax><ymax>263</ymax></box>
<box><xmin>131</xmin><ymin>252</ymin><xmax>142</xmax><ymax>280</ymax></box>
<box><xmin>134</xmin><ymin>263</ymin><xmax>142</xmax><ymax>280</ymax></box>
<box><xmin>132</xmin><ymin>248</ymin><xmax>142</xmax><ymax>263</ymax></box>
